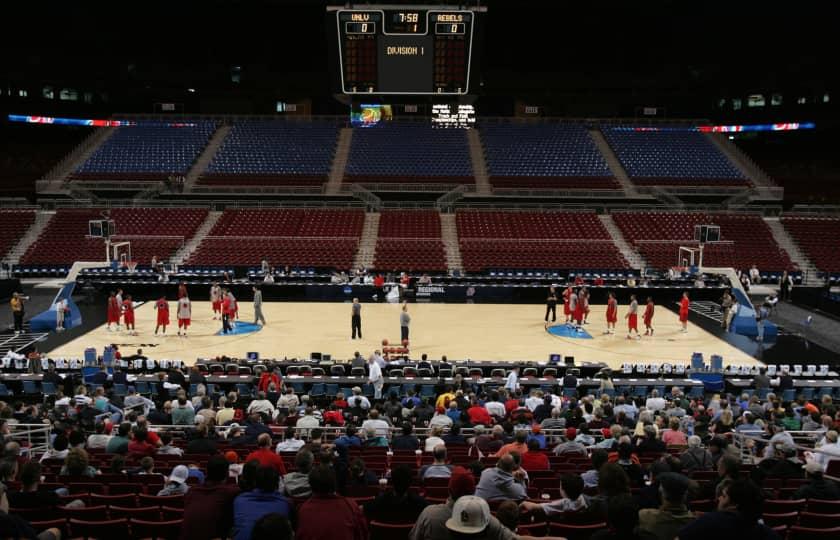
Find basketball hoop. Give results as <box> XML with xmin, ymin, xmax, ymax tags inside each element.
<box><xmin>126</xmin><ymin>260</ymin><xmax>138</xmax><ymax>273</ymax></box>
<box><xmin>670</xmin><ymin>266</ymin><xmax>687</xmax><ymax>277</ymax></box>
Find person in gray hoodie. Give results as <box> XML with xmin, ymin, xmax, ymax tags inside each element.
<box><xmin>474</xmin><ymin>454</ymin><xmax>528</xmax><ymax>501</ymax></box>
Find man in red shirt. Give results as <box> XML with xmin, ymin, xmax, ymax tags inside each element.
<box><xmin>245</xmin><ymin>433</ymin><xmax>287</xmax><ymax>475</ymax></box>
<box><xmin>467</xmin><ymin>398</ymin><xmax>492</xmax><ymax>426</ymax></box>
<box><xmin>504</xmin><ymin>391</ymin><xmax>520</xmax><ymax>417</ymax></box>
<box><xmin>520</xmin><ymin>438</ymin><xmax>550</xmax><ymax>471</ymax></box>
<box><xmin>297</xmin><ymin>464</ymin><xmax>368</xmax><ymax>540</ymax></box>
<box><xmin>127</xmin><ymin>428</ymin><xmax>156</xmax><ymax>458</ymax></box>
<box><xmin>180</xmin><ymin>455</ymin><xmax>240</xmax><ymax>540</ymax></box>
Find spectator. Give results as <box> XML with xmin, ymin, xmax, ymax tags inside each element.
<box><xmin>172</xmin><ymin>397</ymin><xmax>195</xmax><ymax>425</ymax></box>
<box><xmin>645</xmin><ymin>390</ymin><xmax>666</xmax><ymax>412</ymax></box>
<box><xmin>520</xmin><ymin>473</ymin><xmax>589</xmax><ymax>516</ymax></box>
<box><xmin>180</xmin><ymin>455</ymin><xmax>240</xmax><ymax>540</ymax></box>
<box><xmin>7</xmin><ymin>462</ymin><xmax>66</xmax><ymax>509</ymax></box>
<box><xmin>361</xmin><ymin>409</ymin><xmax>390</xmax><ymax>438</ymax></box>
<box><xmin>430</xmin><ymin>407</ymin><xmax>454</xmax><ymax>429</ymax></box>
<box><xmin>582</xmin><ymin>449</ymin><xmax>610</xmax><ymax>488</ymax></box>
<box><xmin>86</xmin><ymin>422</ymin><xmax>111</xmax><ymax>450</ymax></box>
<box><xmin>277</xmin><ymin>387</ymin><xmax>300</xmax><ymax>411</ymax></box>
<box><xmin>347</xmin><ymin>387</ymin><xmax>371</xmax><ymax>411</ymax></box>
<box><xmin>520</xmin><ymin>439</ymin><xmax>549</xmax><ymax>471</ymax></box>
<box><xmin>283</xmin><ymin>449</ymin><xmax>314</xmax><ymax>499</ymax></box>
<box><xmin>468</xmin><ymin>398</ymin><xmax>493</xmax><ymax>426</ymax></box>
<box><xmin>158</xmin><ymin>432</ymin><xmax>184</xmax><ymax>456</ymax></box>
<box><xmin>409</xmin><ymin>467</ymin><xmax>515</xmax><ymax>540</ymax></box>
<box><xmin>246</xmin><ymin>433</ymin><xmax>287</xmax><ymax>475</ymax></box>
<box><xmin>615</xmin><ymin>442</ymin><xmax>644</xmax><ymax>487</ymax></box>
<box><xmin>680</xmin><ymin>436</ymin><xmax>713</xmax><ymax>472</ymax></box>
<box><xmin>40</xmin><ymin>434</ymin><xmax>69</xmax><ymax>462</ymax></box>
<box><xmin>590</xmin><ymin>493</ymin><xmax>649</xmax><ymax>540</ymax></box>
<box><xmin>793</xmin><ymin>460</ymin><xmax>840</xmax><ymax>500</ymax></box>
<box><xmin>420</xmin><ymin>445</ymin><xmax>453</xmax><ymax>480</ymax></box>
<box><xmin>250</xmin><ymin>514</ymin><xmax>294</xmax><ymax>540</ymax></box>
<box><xmin>137</xmin><ymin>456</ymin><xmax>159</xmax><ymax>476</ymax></box>
<box><xmin>296</xmin><ymin>465</ymin><xmax>368</xmax><ymax>540</ymax></box>
<box><xmin>247</xmin><ymin>391</ymin><xmax>276</xmax><ymax>421</ymax></box>
<box><xmin>362</xmin><ymin>427</ymin><xmax>388</xmax><ymax>448</ymax></box>
<box><xmin>677</xmin><ymin>479</ymin><xmax>780</xmax><ymax>540</ymax></box>
<box><xmin>475</xmin><ymin>425</ymin><xmax>505</xmax><ymax>455</ymax></box>
<box><xmin>295</xmin><ymin>407</ymin><xmax>321</xmax><ymax>438</ymax></box>
<box><xmin>0</xmin><ymin>483</ymin><xmax>63</xmax><ymax>540</ymax></box>
<box><xmin>553</xmin><ymin>428</ymin><xmax>588</xmax><ymax>456</ymax></box>
<box><xmin>493</xmin><ymin>430</ymin><xmax>529</xmax><ymax>458</ymax></box>
<box><xmin>186</xmin><ymin>424</ymin><xmax>217</xmax><ymax>455</ymax></box>
<box><xmin>348</xmin><ymin>458</ymin><xmax>379</xmax><ymax>486</ymax></box>
<box><xmin>392</xmin><ymin>423</ymin><xmax>421</xmax><ymax>451</ymax></box>
<box><xmin>365</xmin><ymin>465</ymin><xmax>428</xmax><ymax>523</ymax></box>
<box><xmin>661</xmin><ymin>417</ymin><xmax>687</xmax><ymax>446</ymax></box>
<box><xmin>813</xmin><ymin>430</ymin><xmax>840</xmax><ymax>471</ymax></box>
<box><xmin>233</xmin><ymin>465</ymin><xmax>292</xmax><ymax>540</ymax></box>
<box><xmin>636</xmin><ymin>425</ymin><xmax>666</xmax><ymax>455</ymax></box>
<box><xmin>128</xmin><ymin>427</ymin><xmax>157</xmax><ymax>458</ymax></box>
<box><xmin>275</xmin><ymin>427</ymin><xmax>306</xmax><ymax>453</ymax></box>
<box><xmin>527</xmin><ymin>424</ymin><xmax>547</xmax><ymax>449</ymax></box>
<box><xmin>475</xmin><ymin>454</ymin><xmax>528</xmax><ymax>501</ymax></box>
<box><xmin>638</xmin><ymin>472</ymin><xmax>695</xmax><ymax>539</ymax></box>
<box><xmin>424</xmin><ymin>426</ymin><xmax>446</xmax><ymax>452</ymax></box>
<box><xmin>443</xmin><ymin>424</ymin><xmax>467</xmax><ymax>446</ymax></box>
<box><xmin>158</xmin><ymin>465</ymin><xmax>190</xmax><ymax>496</ymax></box>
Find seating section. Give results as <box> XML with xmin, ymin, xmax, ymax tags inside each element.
<box><xmin>601</xmin><ymin>128</ymin><xmax>749</xmax><ymax>186</ymax></box>
<box><xmin>187</xmin><ymin>208</ymin><xmax>364</xmax><ymax>268</ymax></box>
<box><xmin>374</xmin><ymin>210</ymin><xmax>446</xmax><ymax>271</ymax></box>
<box><xmin>200</xmin><ymin>121</ymin><xmax>339</xmax><ymax>187</ymax></box>
<box><xmin>456</xmin><ymin>211</ymin><xmax>627</xmax><ymax>272</ymax></box>
<box><xmin>781</xmin><ymin>216</ymin><xmax>840</xmax><ymax>273</ymax></box>
<box><xmin>20</xmin><ymin>208</ymin><xmax>209</xmax><ymax>265</ymax></box>
<box><xmin>612</xmin><ymin>212</ymin><xmax>794</xmax><ymax>271</ymax></box>
<box><xmin>480</xmin><ymin>124</ymin><xmax>619</xmax><ymax>189</ymax></box>
<box><xmin>0</xmin><ymin>210</ymin><xmax>36</xmax><ymax>258</ymax></box>
<box><xmin>72</xmin><ymin>123</ymin><xmax>217</xmax><ymax>181</ymax></box>
<box><xmin>345</xmin><ymin>125</ymin><xmax>472</xmax><ymax>183</ymax></box>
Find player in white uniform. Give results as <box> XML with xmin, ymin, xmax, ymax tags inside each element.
<box><xmin>177</xmin><ymin>296</ymin><xmax>192</xmax><ymax>337</ymax></box>
<box><xmin>210</xmin><ymin>283</ymin><xmax>222</xmax><ymax>320</ymax></box>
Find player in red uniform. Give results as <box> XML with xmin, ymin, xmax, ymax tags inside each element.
<box><xmin>574</xmin><ymin>274</ymin><xmax>585</xmax><ymax>286</ymax></box>
<box><xmin>679</xmin><ymin>291</ymin><xmax>690</xmax><ymax>333</ymax></box>
<box><xmin>562</xmin><ymin>286</ymin><xmax>572</xmax><ymax>323</ymax></box>
<box><xmin>221</xmin><ymin>289</ymin><xmax>233</xmax><ymax>334</ymax></box>
<box><xmin>604</xmin><ymin>292</ymin><xmax>618</xmax><ymax>334</ymax></box>
<box><xmin>106</xmin><ymin>291</ymin><xmax>121</xmax><ymax>331</ymax></box>
<box><xmin>625</xmin><ymin>294</ymin><xmax>640</xmax><ymax>339</ymax></box>
<box><xmin>154</xmin><ymin>296</ymin><xmax>170</xmax><ymax>335</ymax></box>
<box><xmin>643</xmin><ymin>297</ymin><xmax>655</xmax><ymax>336</ymax></box>
<box><xmin>122</xmin><ymin>295</ymin><xmax>136</xmax><ymax>335</ymax></box>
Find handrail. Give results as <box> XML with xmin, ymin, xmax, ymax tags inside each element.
<box><xmin>10</xmin><ymin>423</ymin><xmax>53</xmax><ymax>456</ymax></box>
<box><xmin>730</xmin><ymin>430</ymin><xmax>840</xmax><ymax>482</ymax></box>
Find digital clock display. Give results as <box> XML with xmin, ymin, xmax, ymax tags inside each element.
<box><xmin>386</xmin><ymin>11</ymin><xmax>427</xmax><ymax>33</ymax></box>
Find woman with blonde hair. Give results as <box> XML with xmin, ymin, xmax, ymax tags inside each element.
<box><xmin>711</xmin><ymin>409</ymin><xmax>734</xmax><ymax>435</ymax></box>
<box><xmin>662</xmin><ymin>416</ymin><xmax>688</xmax><ymax>446</ymax></box>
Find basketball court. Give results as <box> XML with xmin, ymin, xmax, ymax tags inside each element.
<box><xmin>46</xmin><ymin>301</ymin><xmax>762</xmax><ymax>368</ymax></box>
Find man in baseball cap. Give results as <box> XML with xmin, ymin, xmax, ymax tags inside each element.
<box><xmin>410</xmin><ymin>467</ymin><xmax>533</xmax><ymax>540</ymax></box>
<box><xmin>445</xmin><ymin>496</ymin><xmax>491</xmax><ymax>534</ymax></box>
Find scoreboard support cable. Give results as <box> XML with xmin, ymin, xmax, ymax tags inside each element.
<box><xmin>328</xmin><ymin>5</ymin><xmax>485</xmax><ymax>95</ymax></box>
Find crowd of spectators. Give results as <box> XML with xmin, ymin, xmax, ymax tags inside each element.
<box><xmin>0</xmin><ymin>360</ymin><xmax>839</xmax><ymax>539</ymax></box>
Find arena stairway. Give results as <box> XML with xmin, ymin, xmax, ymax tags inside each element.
<box><xmin>352</xmin><ymin>212</ymin><xmax>379</xmax><ymax>269</ymax></box>
<box><xmin>38</xmin><ymin>127</ymin><xmax>116</xmax><ymax>193</ymax></box>
<box><xmin>2</xmin><ymin>211</ymin><xmax>55</xmax><ymax>267</ymax></box>
<box><xmin>171</xmin><ymin>210</ymin><xmax>223</xmax><ymax>265</ymax></box>
<box><xmin>440</xmin><ymin>213</ymin><xmax>464</xmax><ymax>273</ymax></box>
<box><xmin>325</xmin><ymin>128</ymin><xmax>353</xmax><ymax>195</ymax></box>
<box><xmin>184</xmin><ymin>125</ymin><xmax>231</xmax><ymax>192</ymax></box>
<box><xmin>598</xmin><ymin>214</ymin><xmax>646</xmax><ymax>270</ymax></box>
<box><xmin>764</xmin><ymin>217</ymin><xmax>821</xmax><ymax>285</ymax></box>
<box><xmin>589</xmin><ymin>128</ymin><xmax>639</xmax><ymax>197</ymax></box>
<box><xmin>467</xmin><ymin>129</ymin><xmax>492</xmax><ymax>195</ymax></box>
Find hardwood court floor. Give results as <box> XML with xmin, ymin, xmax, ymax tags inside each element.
<box><xmin>48</xmin><ymin>301</ymin><xmax>761</xmax><ymax>367</ymax></box>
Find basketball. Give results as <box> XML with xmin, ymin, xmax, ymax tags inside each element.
<box><xmin>382</xmin><ymin>339</ymin><xmax>389</xmax><ymax>346</ymax></box>
<box><xmin>401</xmin><ymin>339</ymin><xmax>409</xmax><ymax>347</ymax></box>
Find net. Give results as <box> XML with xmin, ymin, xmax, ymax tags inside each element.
<box><xmin>126</xmin><ymin>260</ymin><xmax>138</xmax><ymax>273</ymax></box>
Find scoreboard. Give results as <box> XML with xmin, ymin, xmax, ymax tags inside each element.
<box><xmin>329</xmin><ymin>6</ymin><xmax>483</xmax><ymax>95</ymax></box>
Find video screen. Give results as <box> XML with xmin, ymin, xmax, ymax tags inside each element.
<box><xmin>350</xmin><ymin>104</ymin><xmax>393</xmax><ymax>127</ymax></box>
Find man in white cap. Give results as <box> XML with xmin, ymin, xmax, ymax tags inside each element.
<box><xmin>444</xmin><ymin>495</ymin><xmax>561</xmax><ymax>539</ymax></box>
<box><xmin>158</xmin><ymin>464</ymin><xmax>190</xmax><ymax>496</ymax></box>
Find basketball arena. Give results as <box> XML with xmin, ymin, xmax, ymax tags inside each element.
<box><xmin>0</xmin><ymin>2</ymin><xmax>838</xmax><ymax>539</ymax></box>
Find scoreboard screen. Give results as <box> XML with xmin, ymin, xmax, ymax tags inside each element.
<box><xmin>329</xmin><ymin>6</ymin><xmax>484</xmax><ymax>95</ymax></box>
